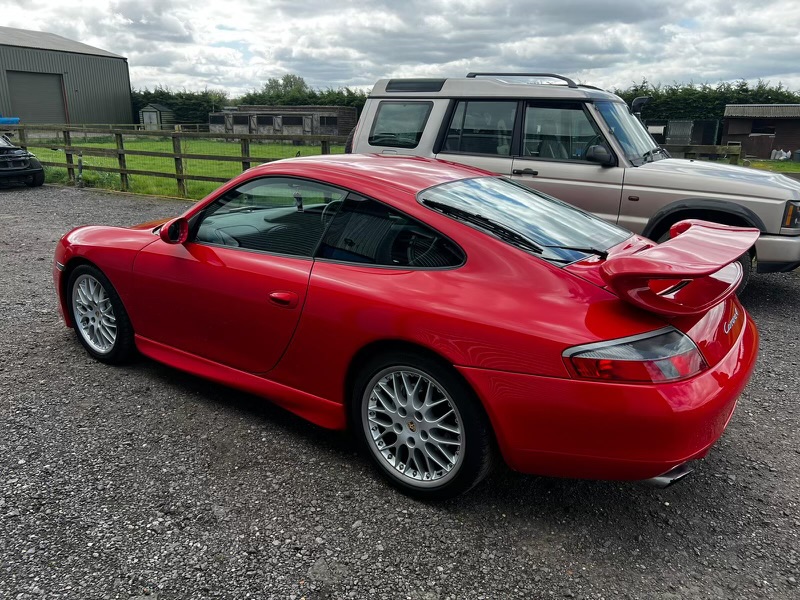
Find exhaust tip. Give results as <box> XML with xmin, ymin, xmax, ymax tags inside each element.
<box><xmin>644</xmin><ymin>462</ymin><xmax>694</xmax><ymax>488</ymax></box>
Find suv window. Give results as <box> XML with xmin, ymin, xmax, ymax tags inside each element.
<box><xmin>443</xmin><ymin>100</ymin><xmax>517</xmax><ymax>156</ymax></box>
<box><xmin>369</xmin><ymin>101</ymin><xmax>432</xmax><ymax>148</ymax></box>
<box><xmin>522</xmin><ymin>102</ymin><xmax>603</xmax><ymax>161</ymax></box>
<box><xmin>317</xmin><ymin>195</ymin><xmax>464</xmax><ymax>268</ymax></box>
<box><xmin>194</xmin><ymin>177</ymin><xmax>346</xmax><ymax>256</ymax></box>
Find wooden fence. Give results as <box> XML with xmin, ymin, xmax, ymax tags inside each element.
<box><xmin>3</xmin><ymin>125</ymin><xmax>745</xmax><ymax>198</ymax></box>
<box><xmin>5</xmin><ymin>125</ymin><xmax>347</xmax><ymax>198</ymax></box>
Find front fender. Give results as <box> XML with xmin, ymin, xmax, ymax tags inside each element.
<box><xmin>54</xmin><ymin>225</ymin><xmax>159</xmax><ymax>328</ymax></box>
<box><xmin>641</xmin><ymin>198</ymin><xmax>767</xmax><ymax>240</ymax></box>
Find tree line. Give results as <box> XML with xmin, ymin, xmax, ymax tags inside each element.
<box><xmin>132</xmin><ymin>74</ymin><xmax>800</xmax><ymax>125</ymax></box>
<box><xmin>613</xmin><ymin>79</ymin><xmax>800</xmax><ymax>121</ymax></box>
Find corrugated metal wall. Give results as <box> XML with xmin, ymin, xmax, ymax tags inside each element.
<box><xmin>0</xmin><ymin>46</ymin><xmax>132</xmax><ymax>124</ymax></box>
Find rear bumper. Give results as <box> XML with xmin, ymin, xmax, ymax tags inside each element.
<box><xmin>458</xmin><ymin>317</ymin><xmax>758</xmax><ymax>481</ymax></box>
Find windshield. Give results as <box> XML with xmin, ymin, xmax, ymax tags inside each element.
<box><xmin>595</xmin><ymin>101</ymin><xmax>661</xmax><ymax>165</ymax></box>
<box><xmin>0</xmin><ymin>136</ymin><xmax>13</xmax><ymax>148</ymax></box>
<box><xmin>419</xmin><ymin>177</ymin><xmax>631</xmax><ymax>265</ymax></box>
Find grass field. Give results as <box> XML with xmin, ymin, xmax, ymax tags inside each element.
<box><xmin>27</xmin><ymin>136</ymin><xmax>344</xmax><ymax>199</ymax></box>
<box><xmin>749</xmin><ymin>159</ymin><xmax>800</xmax><ymax>173</ymax></box>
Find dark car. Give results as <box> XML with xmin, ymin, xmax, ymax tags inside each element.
<box><xmin>0</xmin><ymin>134</ymin><xmax>44</xmax><ymax>187</ymax></box>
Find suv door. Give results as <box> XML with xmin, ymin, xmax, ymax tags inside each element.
<box><xmin>511</xmin><ymin>101</ymin><xmax>624</xmax><ymax>224</ymax></box>
<box><xmin>435</xmin><ymin>100</ymin><xmax>517</xmax><ymax>176</ymax></box>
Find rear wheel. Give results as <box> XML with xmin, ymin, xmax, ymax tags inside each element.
<box><xmin>352</xmin><ymin>351</ymin><xmax>495</xmax><ymax>499</ymax></box>
<box><xmin>67</xmin><ymin>264</ymin><xmax>135</xmax><ymax>364</ymax></box>
<box><xmin>657</xmin><ymin>230</ymin><xmax>752</xmax><ymax>294</ymax></box>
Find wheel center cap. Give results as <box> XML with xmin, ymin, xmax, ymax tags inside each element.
<box><xmin>407</xmin><ymin>421</ymin><xmax>416</xmax><ymax>433</ymax></box>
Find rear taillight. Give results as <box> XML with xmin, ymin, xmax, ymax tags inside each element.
<box><xmin>564</xmin><ymin>328</ymin><xmax>707</xmax><ymax>383</ymax></box>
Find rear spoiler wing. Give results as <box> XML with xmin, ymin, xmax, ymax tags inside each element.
<box><xmin>600</xmin><ymin>220</ymin><xmax>760</xmax><ymax>316</ymax></box>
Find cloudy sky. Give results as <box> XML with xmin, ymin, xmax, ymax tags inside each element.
<box><xmin>4</xmin><ymin>0</ymin><xmax>800</xmax><ymax>97</ymax></box>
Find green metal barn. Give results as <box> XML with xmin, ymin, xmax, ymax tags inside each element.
<box><xmin>0</xmin><ymin>25</ymin><xmax>132</xmax><ymax>125</ymax></box>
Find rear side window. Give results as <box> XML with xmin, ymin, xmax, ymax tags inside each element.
<box><xmin>442</xmin><ymin>100</ymin><xmax>517</xmax><ymax>156</ymax></box>
<box><xmin>317</xmin><ymin>195</ymin><xmax>464</xmax><ymax>268</ymax></box>
<box><xmin>369</xmin><ymin>102</ymin><xmax>432</xmax><ymax>148</ymax></box>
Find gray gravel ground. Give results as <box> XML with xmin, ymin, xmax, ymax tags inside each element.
<box><xmin>0</xmin><ymin>184</ymin><xmax>798</xmax><ymax>600</ymax></box>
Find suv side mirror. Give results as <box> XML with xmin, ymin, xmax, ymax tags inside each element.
<box><xmin>159</xmin><ymin>217</ymin><xmax>189</xmax><ymax>244</ymax></box>
<box><xmin>585</xmin><ymin>144</ymin><xmax>615</xmax><ymax>167</ymax></box>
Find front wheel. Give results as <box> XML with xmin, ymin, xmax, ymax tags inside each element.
<box><xmin>26</xmin><ymin>170</ymin><xmax>45</xmax><ymax>187</ymax></box>
<box><xmin>67</xmin><ymin>264</ymin><xmax>135</xmax><ymax>364</ymax></box>
<box><xmin>352</xmin><ymin>352</ymin><xmax>495</xmax><ymax>499</ymax></box>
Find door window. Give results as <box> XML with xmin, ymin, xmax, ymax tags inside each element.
<box><xmin>522</xmin><ymin>103</ymin><xmax>603</xmax><ymax>161</ymax></box>
<box><xmin>369</xmin><ymin>101</ymin><xmax>433</xmax><ymax>148</ymax></box>
<box><xmin>193</xmin><ymin>177</ymin><xmax>347</xmax><ymax>257</ymax></box>
<box><xmin>317</xmin><ymin>195</ymin><xmax>464</xmax><ymax>268</ymax></box>
<box><xmin>443</xmin><ymin>100</ymin><xmax>517</xmax><ymax>156</ymax></box>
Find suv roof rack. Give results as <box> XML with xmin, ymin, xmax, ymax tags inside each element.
<box><xmin>465</xmin><ymin>72</ymin><xmax>578</xmax><ymax>89</ymax></box>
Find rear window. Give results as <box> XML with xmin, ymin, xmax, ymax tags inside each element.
<box><xmin>419</xmin><ymin>177</ymin><xmax>631</xmax><ymax>264</ymax></box>
<box><xmin>368</xmin><ymin>101</ymin><xmax>432</xmax><ymax>149</ymax></box>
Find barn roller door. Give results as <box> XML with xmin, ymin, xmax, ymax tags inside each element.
<box><xmin>7</xmin><ymin>71</ymin><xmax>68</xmax><ymax>124</ymax></box>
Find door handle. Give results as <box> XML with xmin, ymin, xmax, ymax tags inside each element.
<box><xmin>268</xmin><ymin>291</ymin><xmax>299</xmax><ymax>309</ymax></box>
<box><xmin>512</xmin><ymin>168</ymin><xmax>539</xmax><ymax>176</ymax></box>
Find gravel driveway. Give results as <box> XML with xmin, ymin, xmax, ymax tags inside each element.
<box><xmin>1</xmin><ymin>184</ymin><xmax>798</xmax><ymax>600</ymax></box>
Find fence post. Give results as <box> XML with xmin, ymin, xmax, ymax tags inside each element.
<box><xmin>115</xmin><ymin>133</ymin><xmax>129</xmax><ymax>192</ymax></box>
<box><xmin>321</xmin><ymin>140</ymin><xmax>330</xmax><ymax>155</ymax></box>
<box><xmin>241</xmin><ymin>138</ymin><xmax>251</xmax><ymax>171</ymax></box>
<box><xmin>172</xmin><ymin>134</ymin><xmax>187</xmax><ymax>197</ymax></box>
<box><xmin>63</xmin><ymin>130</ymin><xmax>75</xmax><ymax>183</ymax></box>
<box><xmin>728</xmin><ymin>146</ymin><xmax>740</xmax><ymax>165</ymax></box>
<box><xmin>17</xmin><ymin>127</ymin><xmax>27</xmax><ymax>150</ymax></box>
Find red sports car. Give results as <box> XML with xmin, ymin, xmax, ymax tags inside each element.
<box><xmin>53</xmin><ymin>154</ymin><xmax>759</xmax><ymax>499</ymax></box>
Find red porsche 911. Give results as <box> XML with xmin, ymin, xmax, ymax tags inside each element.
<box><xmin>53</xmin><ymin>155</ymin><xmax>759</xmax><ymax>498</ymax></box>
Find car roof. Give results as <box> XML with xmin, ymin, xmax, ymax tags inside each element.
<box><xmin>369</xmin><ymin>75</ymin><xmax>622</xmax><ymax>102</ymax></box>
<box><xmin>247</xmin><ymin>154</ymin><xmax>493</xmax><ymax>196</ymax></box>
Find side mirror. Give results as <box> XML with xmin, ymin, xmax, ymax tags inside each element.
<box><xmin>631</xmin><ymin>96</ymin><xmax>651</xmax><ymax>115</ymax></box>
<box><xmin>159</xmin><ymin>217</ymin><xmax>189</xmax><ymax>244</ymax></box>
<box><xmin>585</xmin><ymin>144</ymin><xmax>616</xmax><ymax>167</ymax></box>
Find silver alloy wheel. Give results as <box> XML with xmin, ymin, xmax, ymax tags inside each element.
<box><xmin>363</xmin><ymin>367</ymin><xmax>464</xmax><ymax>487</ymax></box>
<box><xmin>71</xmin><ymin>273</ymin><xmax>117</xmax><ymax>354</ymax></box>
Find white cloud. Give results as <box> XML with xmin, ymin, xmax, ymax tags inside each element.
<box><xmin>5</xmin><ymin>0</ymin><xmax>800</xmax><ymax>95</ymax></box>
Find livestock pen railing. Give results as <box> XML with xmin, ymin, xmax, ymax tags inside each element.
<box><xmin>5</xmin><ymin>125</ymin><xmax>348</xmax><ymax>200</ymax></box>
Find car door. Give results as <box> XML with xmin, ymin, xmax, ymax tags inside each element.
<box><xmin>130</xmin><ymin>176</ymin><xmax>345</xmax><ymax>374</ymax></box>
<box><xmin>510</xmin><ymin>101</ymin><xmax>624</xmax><ymax>224</ymax></box>
<box><xmin>271</xmin><ymin>193</ymin><xmax>467</xmax><ymax>399</ymax></box>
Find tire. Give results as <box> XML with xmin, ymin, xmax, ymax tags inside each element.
<box><xmin>351</xmin><ymin>351</ymin><xmax>495</xmax><ymax>499</ymax></box>
<box><xmin>26</xmin><ymin>170</ymin><xmax>45</xmax><ymax>187</ymax></box>
<box><xmin>657</xmin><ymin>231</ymin><xmax>751</xmax><ymax>295</ymax></box>
<box><xmin>67</xmin><ymin>264</ymin><xmax>135</xmax><ymax>364</ymax></box>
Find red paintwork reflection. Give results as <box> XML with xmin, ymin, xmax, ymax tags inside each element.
<box><xmin>52</xmin><ymin>154</ymin><xmax>760</xmax><ymax>480</ymax></box>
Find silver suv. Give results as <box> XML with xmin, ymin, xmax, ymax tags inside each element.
<box><xmin>350</xmin><ymin>73</ymin><xmax>800</xmax><ymax>286</ymax></box>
